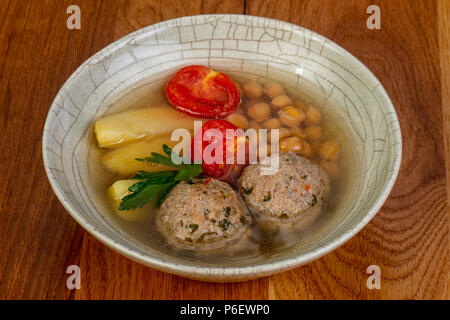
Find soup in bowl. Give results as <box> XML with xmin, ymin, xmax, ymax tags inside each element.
<box><xmin>42</xmin><ymin>15</ymin><xmax>401</xmax><ymax>281</ymax></box>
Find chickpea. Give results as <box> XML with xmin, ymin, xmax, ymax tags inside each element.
<box><xmin>247</xmin><ymin>102</ymin><xmax>271</xmax><ymax>122</ymax></box>
<box><xmin>245</xmin><ymin>99</ymin><xmax>263</xmax><ymax>116</ymax></box>
<box><xmin>278</xmin><ymin>106</ymin><xmax>305</xmax><ymax>127</ymax></box>
<box><xmin>226</xmin><ymin>113</ymin><xmax>249</xmax><ymax>129</ymax></box>
<box><xmin>271</xmin><ymin>95</ymin><xmax>293</xmax><ymax>110</ymax></box>
<box><xmin>264</xmin><ymin>82</ymin><xmax>285</xmax><ymax>98</ymax></box>
<box><xmin>305</xmin><ymin>106</ymin><xmax>322</xmax><ymax>125</ymax></box>
<box><xmin>279</xmin><ymin>127</ymin><xmax>291</xmax><ymax>139</ymax></box>
<box><xmin>248</xmin><ymin>121</ymin><xmax>263</xmax><ymax>130</ymax></box>
<box><xmin>267</xmin><ymin>127</ymin><xmax>290</xmax><ymax>143</ymax></box>
<box><xmin>321</xmin><ymin>161</ymin><xmax>339</xmax><ymax>179</ymax></box>
<box><xmin>310</xmin><ymin>141</ymin><xmax>322</xmax><ymax>157</ymax></box>
<box><xmin>244</xmin><ymin>98</ymin><xmax>264</xmax><ymax>108</ymax></box>
<box><xmin>263</xmin><ymin>118</ymin><xmax>282</xmax><ymax>129</ymax></box>
<box><xmin>279</xmin><ymin>136</ymin><xmax>304</xmax><ymax>154</ymax></box>
<box><xmin>289</xmin><ymin>127</ymin><xmax>306</xmax><ymax>139</ymax></box>
<box><xmin>304</xmin><ymin>126</ymin><xmax>322</xmax><ymax>141</ymax></box>
<box><xmin>279</xmin><ymin>136</ymin><xmax>312</xmax><ymax>157</ymax></box>
<box><xmin>319</xmin><ymin>141</ymin><xmax>340</xmax><ymax>161</ymax></box>
<box><xmin>243</xmin><ymin>81</ymin><xmax>263</xmax><ymax>99</ymax></box>
<box><xmin>292</xmin><ymin>100</ymin><xmax>308</xmax><ymax>111</ymax></box>
<box><xmin>280</xmin><ymin>136</ymin><xmax>300</xmax><ymax>153</ymax></box>
<box><xmin>299</xmin><ymin>139</ymin><xmax>312</xmax><ymax>157</ymax></box>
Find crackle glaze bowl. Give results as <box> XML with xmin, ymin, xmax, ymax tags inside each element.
<box><xmin>42</xmin><ymin>15</ymin><xmax>401</xmax><ymax>282</ymax></box>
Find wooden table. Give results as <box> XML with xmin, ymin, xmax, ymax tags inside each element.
<box><xmin>0</xmin><ymin>0</ymin><xmax>448</xmax><ymax>300</ymax></box>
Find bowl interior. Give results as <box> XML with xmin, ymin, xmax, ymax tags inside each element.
<box><xmin>43</xmin><ymin>15</ymin><xmax>401</xmax><ymax>281</ymax></box>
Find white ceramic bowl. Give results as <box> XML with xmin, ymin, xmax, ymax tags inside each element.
<box><xmin>42</xmin><ymin>14</ymin><xmax>401</xmax><ymax>281</ymax></box>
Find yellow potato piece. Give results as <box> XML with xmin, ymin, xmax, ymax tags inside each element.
<box><xmin>102</xmin><ymin>136</ymin><xmax>180</xmax><ymax>176</ymax></box>
<box><xmin>107</xmin><ymin>180</ymin><xmax>152</xmax><ymax>221</ymax></box>
<box><xmin>95</xmin><ymin>106</ymin><xmax>196</xmax><ymax>148</ymax></box>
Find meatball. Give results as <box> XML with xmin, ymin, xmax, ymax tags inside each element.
<box><xmin>157</xmin><ymin>178</ymin><xmax>252</xmax><ymax>251</ymax></box>
<box><xmin>238</xmin><ymin>152</ymin><xmax>329</xmax><ymax>228</ymax></box>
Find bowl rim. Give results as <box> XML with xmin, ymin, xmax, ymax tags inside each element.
<box><xmin>42</xmin><ymin>14</ymin><xmax>402</xmax><ymax>281</ymax></box>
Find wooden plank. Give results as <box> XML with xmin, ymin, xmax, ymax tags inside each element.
<box><xmin>247</xmin><ymin>0</ymin><xmax>448</xmax><ymax>299</ymax></box>
<box><xmin>74</xmin><ymin>235</ymin><xmax>268</xmax><ymax>299</ymax></box>
<box><xmin>114</xmin><ymin>0</ymin><xmax>245</xmax><ymax>37</ymax></box>
<box><xmin>0</xmin><ymin>0</ymin><xmax>122</xmax><ymax>299</ymax></box>
<box><xmin>437</xmin><ymin>0</ymin><xmax>450</xmax><ymax>300</ymax></box>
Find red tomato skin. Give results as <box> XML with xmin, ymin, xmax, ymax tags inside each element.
<box><xmin>192</xmin><ymin>120</ymin><xmax>247</xmax><ymax>185</ymax></box>
<box><xmin>166</xmin><ymin>65</ymin><xmax>240</xmax><ymax>119</ymax></box>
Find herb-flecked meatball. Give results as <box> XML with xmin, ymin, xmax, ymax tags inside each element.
<box><xmin>238</xmin><ymin>152</ymin><xmax>329</xmax><ymax>228</ymax></box>
<box><xmin>157</xmin><ymin>178</ymin><xmax>251</xmax><ymax>251</ymax></box>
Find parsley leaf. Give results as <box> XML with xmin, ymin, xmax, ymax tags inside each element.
<box><xmin>136</xmin><ymin>145</ymin><xmax>184</xmax><ymax>168</ymax></box>
<box><xmin>130</xmin><ymin>170</ymin><xmax>176</xmax><ymax>182</ymax></box>
<box><xmin>119</xmin><ymin>145</ymin><xmax>203</xmax><ymax>211</ymax></box>
<box><xmin>174</xmin><ymin>164</ymin><xmax>202</xmax><ymax>181</ymax></box>
<box><xmin>119</xmin><ymin>182</ymin><xmax>176</xmax><ymax>211</ymax></box>
<box><xmin>153</xmin><ymin>182</ymin><xmax>177</xmax><ymax>208</ymax></box>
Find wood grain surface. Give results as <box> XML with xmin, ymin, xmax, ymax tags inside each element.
<box><xmin>0</xmin><ymin>0</ymin><xmax>448</xmax><ymax>299</ymax></box>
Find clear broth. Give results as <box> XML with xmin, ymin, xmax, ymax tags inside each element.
<box><xmin>88</xmin><ymin>75</ymin><xmax>356</xmax><ymax>264</ymax></box>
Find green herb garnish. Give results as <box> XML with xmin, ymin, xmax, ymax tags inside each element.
<box><xmin>119</xmin><ymin>145</ymin><xmax>202</xmax><ymax>211</ymax></box>
<box><xmin>263</xmin><ymin>191</ymin><xmax>272</xmax><ymax>202</ymax></box>
<box><xmin>219</xmin><ymin>219</ymin><xmax>230</xmax><ymax>232</ymax></box>
<box><xmin>136</xmin><ymin>144</ymin><xmax>202</xmax><ymax>181</ymax></box>
<box><xmin>240</xmin><ymin>216</ymin><xmax>249</xmax><ymax>225</ymax></box>
<box><xmin>189</xmin><ymin>224</ymin><xmax>199</xmax><ymax>233</ymax></box>
<box><xmin>242</xmin><ymin>186</ymin><xmax>253</xmax><ymax>195</ymax></box>
<box><xmin>198</xmin><ymin>232</ymin><xmax>217</xmax><ymax>242</ymax></box>
<box><xmin>279</xmin><ymin>213</ymin><xmax>288</xmax><ymax>219</ymax></box>
<box><xmin>309</xmin><ymin>194</ymin><xmax>318</xmax><ymax>207</ymax></box>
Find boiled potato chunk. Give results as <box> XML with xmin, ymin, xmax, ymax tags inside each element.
<box><xmin>95</xmin><ymin>106</ymin><xmax>196</xmax><ymax>148</ymax></box>
<box><xmin>102</xmin><ymin>136</ymin><xmax>180</xmax><ymax>176</ymax></box>
<box><xmin>107</xmin><ymin>179</ymin><xmax>151</xmax><ymax>221</ymax></box>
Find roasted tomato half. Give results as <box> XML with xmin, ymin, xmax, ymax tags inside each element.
<box><xmin>192</xmin><ymin>120</ymin><xmax>248</xmax><ymax>184</ymax></box>
<box><xmin>165</xmin><ymin>65</ymin><xmax>240</xmax><ymax>119</ymax></box>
